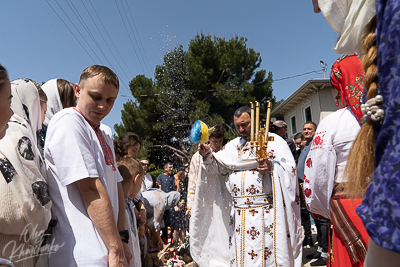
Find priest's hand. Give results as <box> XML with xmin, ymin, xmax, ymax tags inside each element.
<box><xmin>256</xmin><ymin>158</ymin><xmax>272</xmax><ymax>172</ymax></box>
<box><xmin>198</xmin><ymin>143</ymin><xmax>211</xmax><ymax>158</ymax></box>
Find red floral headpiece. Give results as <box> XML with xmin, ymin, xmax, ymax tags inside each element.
<box><xmin>330</xmin><ymin>54</ymin><xmax>364</xmax><ymax>123</ymax></box>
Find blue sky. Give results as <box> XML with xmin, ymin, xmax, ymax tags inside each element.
<box><xmin>0</xmin><ymin>1</ymin><xmax>340</xmax><ymax>134</ymax></box>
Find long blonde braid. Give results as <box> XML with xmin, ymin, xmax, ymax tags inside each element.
<box><xmin>344</xmin><ymin>16</ymin><xmax>378</xmax><ymax>198</ymax></box>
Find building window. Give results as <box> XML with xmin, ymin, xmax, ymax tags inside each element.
<box><xmin>290</xmin><ymin>115</ymin><xmax>297</xmax><ymax>136</ymax></box>
<box><xmin>304</xmin><ymin>105</ymin><xmax>312</xmax><ymax>123</ymax></box>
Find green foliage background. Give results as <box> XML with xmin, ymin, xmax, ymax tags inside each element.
<box><xmin>115</xmin><ymin>33</ymin><xmax>280</xmax><ymax>168</ymax></box>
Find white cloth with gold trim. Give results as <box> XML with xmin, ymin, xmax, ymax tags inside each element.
<box><xmin>190</xmin><ymin>133</ymin><xmax>302</xmax><ymax>267</ymax></box>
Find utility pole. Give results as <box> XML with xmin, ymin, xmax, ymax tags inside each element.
<box><xmin>320</xmin><ymin>60</ymin><xmax>326</xmax><ymax>78</ymax></box>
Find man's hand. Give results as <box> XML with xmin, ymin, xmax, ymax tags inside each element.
<box><xmin>198</xmin><ymin>143</ymin><xmax>211</xmax><ymax>158</ymax></box>
<box><xmin>185</xmin><ymin>209</ymin><xmax>191</xmax><ymax>216</ymax></box>
<box><xmin>108</xmin><ymin>246</ymin><xmax>128</xmax><ymax>267</ymax></box>
<box><xmin>256</xmin><ymin>158</ymin><xmax>272</xmax><ymax>172</ymax></box>
<box><xmin>139</xmin><ymin>208</ymin><xmax>147</xmax><ymax>225</ymax></box>
<box><xmin>76</xmin><ymin>178</ymin><xmax>128</xmax><ymax>267</ymax></box>
<box><xmin>122</xmin><ymin>242</ymin><xmax>132</xmax><ymax>265</ymax></box>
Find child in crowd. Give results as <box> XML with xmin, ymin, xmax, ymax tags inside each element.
<box><xmin>118</xmin><ymin>155</ymin><xmax>145</xmax><ymax>267</ymax></box>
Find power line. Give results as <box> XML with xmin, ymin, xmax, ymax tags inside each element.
<box><xmin>73</xmin><ymin>0</ymin><xmax>131</xmax><ymax>94</ymax></box>
<box><xmin>274</xmin><ymin>69</ymin><xmax>323</xmax><ymax>82</ymax></box>
<box><xmin>123</xmin><ymin>0</ymin><xmax>153</xmax><ymax>75</ymax></box>
<box><xmin>114</xmin><ymin>0</ymin><xmax>147</xmax><ymax>76</ymax></box>
<box><xmin>119</xmin><ymin>0</ymin><xmax>151</xmax><ymax>75</ymax></box>
<box><xmin>79</xmin><ymin>0</ymin><xmax>129</xmax><ymax>80</ymax></box>
<box><xmin>45</xmin><ymin>0</ymin><xmax>97</xmax><ymax>62</ymax></box>
<box><xmin>88</xmin><ymin>0</ymin><xmax>135</xmax><ymax>79</ymax></box>
<box><xmin>53</xmin><ymin>0</ymin><xmax>103</xmax><ymax>63</ymax></box>
<box><xmin>118</xmin><ymin>68</ymin><xmax>326</xmax><ymax>98</ymax></box>
<box><xmin>48</xmin><ymin>0</ymin><xmax>131</xmax><ymax>94</ymax></box>
<box><xmin>65</xmin><ymin>0</ymin><xmax>114</xmax><ymax>68</ymax></box>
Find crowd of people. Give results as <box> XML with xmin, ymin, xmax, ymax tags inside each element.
<box><xmin>0</xmin><ymin>0</ymin><xmax>399</xmax><ymax>266</ymax></box>
<box><xmin>0</xmin><ymin>65</ymin><xmax>193</xmax><ymax>267</ymax></box>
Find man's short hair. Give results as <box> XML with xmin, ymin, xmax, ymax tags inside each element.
<box><xmin>293</xmin><ymin>132</ymin><xmax>304</xmax><ymax>140</ymax></box>
<box><xmin>117</xmin><ymin>155</ymin><xmax>144</xmax><ymax>185</ymax></box>
<box><xmin>164</xmin><ymin>162</ymin><xmax>173</xmax><ymax>169</ymax></box>
<box><xmin>79</xmin><ymin>65</ymin><xmax>119</xmax><ymax>90</ymax></box>
<box><xmin>303</xmin><ymin>121</ymin><xmax>317</xmax><ymax>130</ymax></box>
<box><xmin>234</xmin><ymin>106</ymin><xmax>251</xmax><ymax>118</ymax></box>
<box><xmin>273</xmin><ymin>120</ymin><xmax>287</xmax><ymax>129</ymax></box>
<box><xmin>209</xmin><ymin>124</ymin><xmax>225</xmax><ymax>139</ymax></box>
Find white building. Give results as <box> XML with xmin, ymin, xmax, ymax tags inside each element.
<box><xmin>271</xmin><ymin>79</ymin><xmax>338</xmax><ymax>138</ymax></box>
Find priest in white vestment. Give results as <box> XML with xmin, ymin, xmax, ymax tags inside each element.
<box><xmin>190</xmin><ymin>106</ymin><xmax>302</xmax><ymax>267</ymax></box>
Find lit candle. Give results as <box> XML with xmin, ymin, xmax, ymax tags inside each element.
<box><xmin>255</xmin><ymin>101</ymin><xmax>260</xmax><ymax>140</ymax></box>
<box><xmin>265</xmin><ymin>101</ymin><xmax>272</xmax><ymax>141</ymax></box>
<box><xmin>250</xmin><ymin>102</ymin><xmax>254</xmax><ymax>143</ymax></box>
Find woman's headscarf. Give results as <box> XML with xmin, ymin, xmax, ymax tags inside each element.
<box><xmin>0</xmin><ymin>79</ymin><xmax>52</xmax><ymax>246</ymax></box>
<box><xmin>318</xmin><ymin>0</ymin><xmax>376</xmax><ymax>57</ymax></box>
<box><xmin>10</xmin><ymin>79</ymin><xmax>42</xmax><ymax>143</ymax></box>
<box><xmin>330</xmin><ymin>54</ymin><xmax>364</xmax><ymax>122</ymax></box>
<box><xmin>41</xmin><ymin>79</ymin><xmax>63</xmax><ymax>126</ymax></box>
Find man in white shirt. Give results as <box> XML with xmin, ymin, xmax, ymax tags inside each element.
<box><xmin>139</xmin><ymin>157</ymin><xmax>153</xmax><ymax>189</ymax></box>
<box><xmin>45</xmin><ymin>65</ymin><xmax>131</xmax><ymax>267</ymax></box>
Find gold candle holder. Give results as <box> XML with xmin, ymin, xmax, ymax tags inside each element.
<box><xmin>248</xmin><ymin>100</ymin><xmax>274</xmax><ymax>161</ymax></box>
<box><xmin>255</xmin><ymin>101</ymin><xmax>260</xmax><ymax>141</ymax></box>
<box><xmin>250</xmin><ymin>102</ymin><xmax>254</xmax><ymax>143</ymax></box>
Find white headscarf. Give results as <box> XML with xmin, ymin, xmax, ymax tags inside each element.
<box><xmin>318</xmin><ymin>0</ymin><xmax>376</xmax><ymax>57</ymax></box>
<box><xmin>41</xmin><ymin>79</ymin><xmax>63</xmax><ymax>127</ymax></box>
<box><xmin>0</xmin><ymin>79</ymin><xmax>52</xmax><ymax>246</ymax></box>
<box><xmin>10</xmin><ymin>79</ymin><xmax>42</xmax><ymax>143</ymax></box>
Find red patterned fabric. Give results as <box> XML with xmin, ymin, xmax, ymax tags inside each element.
<box><xmin>73</xmin><ymin>108</ymin><xmax>116</xmax><ymax>171</ymax></box>
<box><xmin>328</xmin><ymin>197</ymin><xmax>369</xmax><ymax>267</ymax></box>
<box><xmin>330</xmin><ymin>54</ymin><xmax>364</xmax><ymax>123</ymax></box>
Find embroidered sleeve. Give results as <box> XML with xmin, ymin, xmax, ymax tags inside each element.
<box><xmin>304</xmin><ymin>131</ymin><xmax>336</xmax><ymax>219</ymax></box>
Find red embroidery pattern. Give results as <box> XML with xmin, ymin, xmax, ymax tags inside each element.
<box><xmin>264</xmin><ymin>247</ymin><xmax>272</xmax><ymax>260</ymax></box>
<box><xmin>330</xmin><ymin>54</ymin><xmax>364</xmax><ymax>123</ymax></box>
<box><xmin>246</xmin><ymin>184</ymin><xmax>260</xmax><ymax>195</ymax></box>
<box><xmin>236</xmin><ymin>226</ymin><xmax>241</xmax><ymax>233</ymax></box>
<box><xmin>312</xmin><ymin>136</ymin><xmax>323</xmax><ymax>146</ymax></box>
<box><xmin>244</xmin><ymin>198</ymin><xmax>254</xmax><ymax>207</ymax></box>
<box><xmin>247</xmin><ymin>227</ymin><xmax>260</xmax><ymax>240</ymax></box>
<box><xmin>310</xmin><ymin>131</ymin><xmax>326</xmax><ymax>151</ymax></box>
<box><xmin>73</xmin><ymin>108</ymin><xmax>116</xmax><ymax>171</ymax></box>
<box><xmin>306</xmin><ymin>158</ymin><xmax>312</xmax><ymax>168</ymax></box>
<box><xmin>232</xmin><ymin>184</ymin><xmax>240</xmax><ymax>196</ymax></box>
<box><xmin>248</xmin><ymin>250</ymin><xmax>258</xmax><ymax>260</ymax></box>
<box><xmin>249</xmin><ymin>209</ymin><xmax>258</xmax><ymax>216</ymax></box>
<box><xmin>304</xmin><ymin>188</ymin><xmax>312</xmax><ymax>198</ymax></box>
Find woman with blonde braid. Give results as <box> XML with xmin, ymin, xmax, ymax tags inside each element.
<box><xmin>313</xmin><ymin>0</ymin><xmax>400</xmax><ymax>265</ymax></box>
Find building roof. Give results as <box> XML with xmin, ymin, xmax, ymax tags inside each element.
<box><xmin>271</xmin><ymin>78</ymin><xmax>331</xmax><ymax>118</ymax></box>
